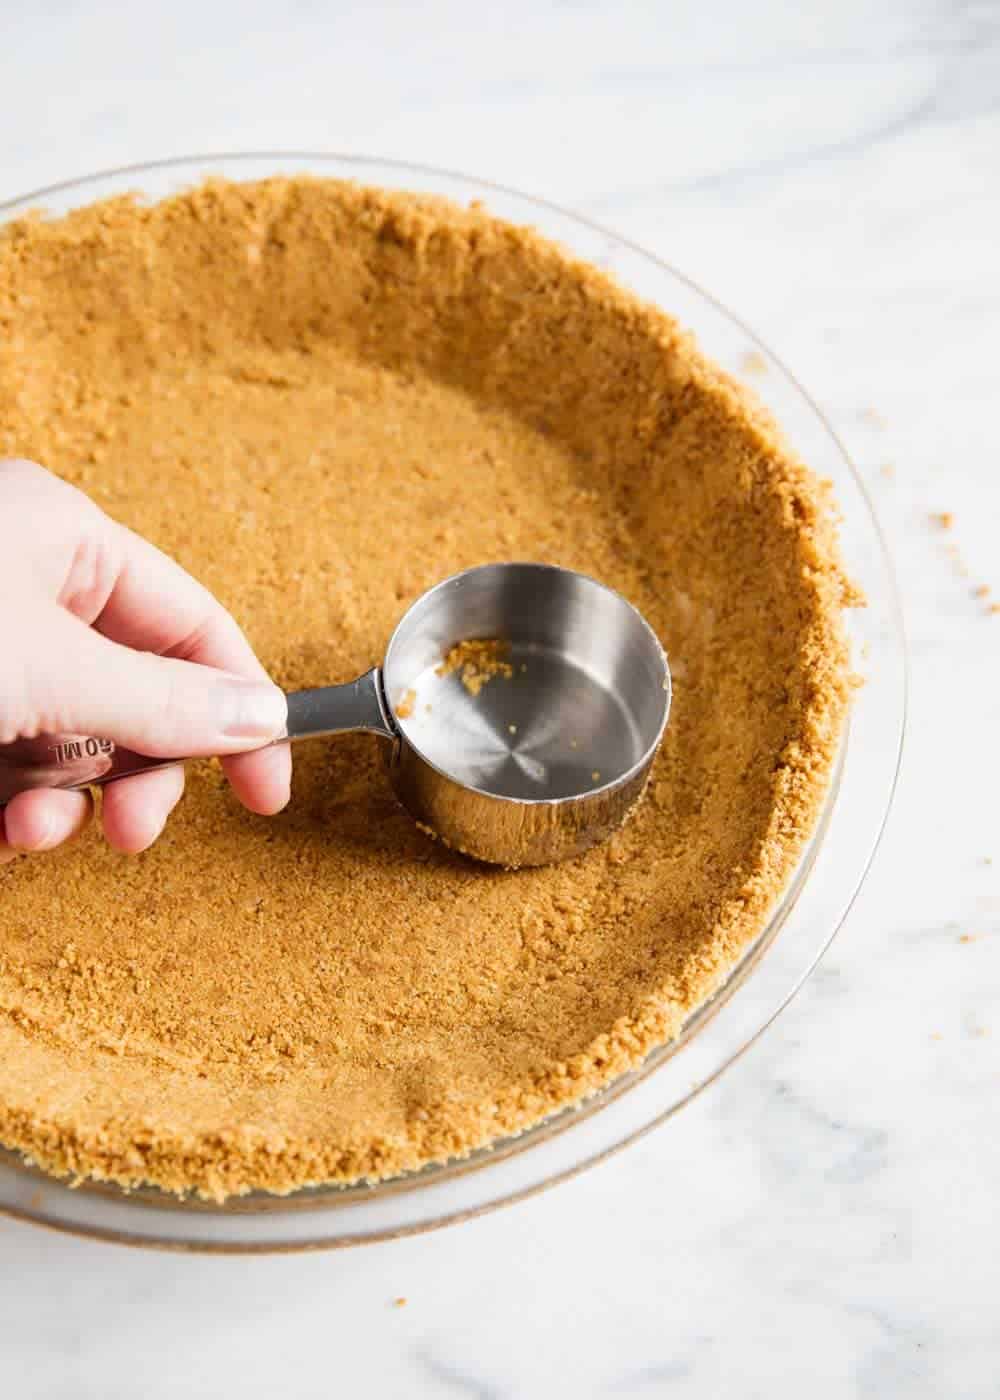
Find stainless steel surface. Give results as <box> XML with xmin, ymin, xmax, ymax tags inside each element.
<box><xmin>0</xmin><ymin>564</ymin><xmax>670</xmax><ymax>867</ymax></box>
<box><xmin>283</xmin><ymin>668</ymin><xmax>394</xmax><ymax>742</ymax></box>
<box><xmin>382</xmin><ymin>563</ymin><xmax>670</xmax><ymax>864</ymax></box>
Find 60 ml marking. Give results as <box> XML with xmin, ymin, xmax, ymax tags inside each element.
<box><xmin>50</xmin><ymin>737</ymin><xmax>115</xmax><ymax>765</ymax></box>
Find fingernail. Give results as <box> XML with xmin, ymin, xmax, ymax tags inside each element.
<box><xmin>220</xmin><ymin>682</ymin><xmax>288</xmax><ymax>740</ymax></box>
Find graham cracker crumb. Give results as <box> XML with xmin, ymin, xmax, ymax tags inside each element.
<box><xmin>932</xmin><ymin>511</ymin><xmax>954</xmax><ymax>530</ymax></box>
<box><xmin>0</xmin><ymin>176</ymin><xmax>855</xmax><ymax>1200</ymax></box>
<box><xmin>395</xmin><ymin>689</ymin><xmax>417</xmax><ymax>720</ymax></box>
<box><xmin>437</xmin><ymin>639</ymin><xmax>513</xmax><ymax>696</ymax></box>
<box><xmin>740</xmin><ymin>349</ymin><xmax>768</xmax><ymax>376</ymax></box>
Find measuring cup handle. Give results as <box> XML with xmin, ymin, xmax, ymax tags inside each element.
<box><xmin>0</xmin><ymin>734</ymin><xmax>181</xmax><ymax>804</ymax></box>
<box><xmin>0</xmin><ymin>669</ymin><xmax>395</xmax><ymax>806</ymax></box>
<box><xmin>283</xmin><ymin>668</ymin><xmax>395</xmax><ymax>742</ymax></box>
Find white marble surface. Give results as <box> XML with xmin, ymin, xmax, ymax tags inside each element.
<box><xmin>1</xmin><ymin>1</ymin><xmax>998</xmax><ymax>1394</ymax></box>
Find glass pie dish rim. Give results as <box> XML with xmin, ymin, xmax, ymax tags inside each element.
<box><xmin>0</xmin><ymin>152</ymin><xmax>907</xmax><ymax>1251</ymax></box>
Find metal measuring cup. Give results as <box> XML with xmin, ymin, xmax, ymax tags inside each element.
<box><xmin>0</xmin><ymin>564</ymin><xmax>671</xmax><ymax>867</ymax></box>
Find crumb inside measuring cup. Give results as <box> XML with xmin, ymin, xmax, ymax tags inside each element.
<box><xmin>436</xmin><ymin>638</ymin><xmax>514</xmax><ymax>696</ymax></box>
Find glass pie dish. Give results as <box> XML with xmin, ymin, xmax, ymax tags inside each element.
<box><xmin>0</xmin><ymin>154</ymin><xmax>906</xmax><ymax>1251</ymax></box>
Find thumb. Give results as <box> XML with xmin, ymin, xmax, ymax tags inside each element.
<box><xmin>17</xmin><ymin>606</ymin><xmax>288</xmax><ymax>757</ymax></box>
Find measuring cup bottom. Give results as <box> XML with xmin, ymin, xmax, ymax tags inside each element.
<box><xmin>392</xmin><ymin>642</ymin><xmax>646</xmax><ymax>801</ymax></box>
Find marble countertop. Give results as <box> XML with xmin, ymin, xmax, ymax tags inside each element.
<box><xmin>1</xmin><ymin>2</ymin><xmax>997</xmax><ymax>1395</ymax></box>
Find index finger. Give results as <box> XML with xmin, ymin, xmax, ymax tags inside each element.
<box><xmin>93</xmin><ymin>518</ymin><xmax>291</xmax><ymax>815</ymax></box>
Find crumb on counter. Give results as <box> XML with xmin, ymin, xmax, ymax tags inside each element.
<box><xmin>932</xmin><ymin>511</ymin><xmax>954</xmax><ymax>530</ymax></box>
<box><xmin>740</xmin><ymin>349</ymin><xmax>768</xmax><ymax>376</ymax></box>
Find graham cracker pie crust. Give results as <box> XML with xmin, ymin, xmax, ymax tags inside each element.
<box><xmin>0</xmin><ymin>179</ymin><xmax>857</xmax><ymax>1200</ymax></box>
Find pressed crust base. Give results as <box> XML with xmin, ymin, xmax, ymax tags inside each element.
<box><xmin>0</xmin><ymin>179</ymin><xmax>857</xmax><ymax>1200</ymax></box>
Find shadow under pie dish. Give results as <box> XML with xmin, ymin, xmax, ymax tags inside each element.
<box><xmin>0</xmin><ymin>167</ymin><xmax>860</xmax><ymax>1205</ymax></box>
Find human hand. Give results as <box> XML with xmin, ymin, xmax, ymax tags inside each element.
<box><xmin>0</xmin><ymin>459</ymin><xmax>290</xmax><ymax>863</ymax></box>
